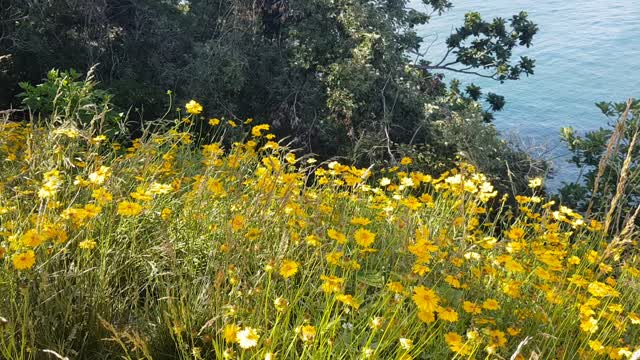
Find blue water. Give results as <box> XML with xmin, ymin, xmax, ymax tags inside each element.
<box><xmin>411</xmin><ymin>0</ymin><xmax>640</xmax><ymax>190</ymax></box>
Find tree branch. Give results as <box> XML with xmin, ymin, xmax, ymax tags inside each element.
<box><xmin>435</xmin><ymin>47</ymin><xmax>453</xmax><ymax>67</ymax></box>
<box><xmin>415</xmin><ymin>64</ymin><xmax>498</xmax><ymax>80</ymax></box>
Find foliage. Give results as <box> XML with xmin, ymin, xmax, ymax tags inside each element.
<box><xmin>0</xmin><ymin>0</ymin><xmax>540</xmax><ymax>179</ymax></box>
<box><xmin>435</xmin><ymin>96</ymin><xmax>548</xmax><ymax>197</ymax></box>
<box><xmin>437</xmin><ymin>11</ymin><xmax>537</xmax><ymax>81</ymax></box>
<box><xmin>559</xmin><ymin>98</ymin><xmax>640</xmax><ymax>233</ymax></box>
<box><xmin>0</xmin><ymin>104</ymin><xmax>639</xmax><ymax>359</ymax></box>
<box><xmin>18</xmin><ymin>68</ymin><xmax>123</xmax><ymax>132</ymax></box>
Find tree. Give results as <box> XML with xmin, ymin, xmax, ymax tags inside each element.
<box><xmin>1</xmin><ymin>0</ymin><xmax>542</xmax><ymax>181</ymax></box>
<box><xmin>248</xmin><ymin>0</ymin><xmax>538</xmax><ymax>166</ymax></box>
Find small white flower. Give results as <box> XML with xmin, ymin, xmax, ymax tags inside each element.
<box><xmin>342</xmin><ymin>322</ymin><xmax>354</xmax><ymax>331</ymax></box>
<box><xmin>236</xmin><ymin>327</ymin><xmax>259</xmax><ymax>349</ymax></box>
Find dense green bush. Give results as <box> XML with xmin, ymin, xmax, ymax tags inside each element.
<box><xmin>1</xmin><ymin>0</ymin><xmax>542</xmax><ymax>188</ymax></box>
<box><xmin>17</xmin><ymin>68</ymin><xmax>127</xmax><ymax>138</ymax></box>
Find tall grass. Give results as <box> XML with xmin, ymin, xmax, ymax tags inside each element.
<box><xmin>0</xmin><ymin>103</ymin><xmax>639</xmax><ymax>359</ymax></box>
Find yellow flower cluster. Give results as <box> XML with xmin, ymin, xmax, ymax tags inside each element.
<box><xmin>0</xmin><ymin>108</ymin><xmax>638</xmax><ymax>359</ymax></box>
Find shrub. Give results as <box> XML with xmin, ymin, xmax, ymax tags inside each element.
<box><xmin>18</xmin><ymin>68</ymin><xmax>124</xmax><ymax>136</ymax></box>
<box><xmin>559</xmin><ymin>98</ymin><xmax>640</xmax><ymax>233</ymax></box>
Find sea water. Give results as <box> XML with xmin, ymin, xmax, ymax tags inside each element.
<box><xmin>411</xmin><ymin>0</ymin><xmax>640</xmax><ymax>190</ymax></box>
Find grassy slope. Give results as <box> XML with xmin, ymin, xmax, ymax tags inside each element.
<box><xmin>0</xmin><ymin>114</ymin><xmax>639</xmax><ymax>360</ymax></box>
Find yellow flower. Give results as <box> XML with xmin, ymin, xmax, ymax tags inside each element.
<box><xmin>580</xmin><ymin>317</ymin><xmax>599</xmax><ymax>333</ymax></box>
<box><xmin>84</xmin><ymin>203</ymin><xmax>102</xmax><ymax>218</ymax></box>
<box><xmin>130</xmin><ymin>188</ymin><xmax>153</xmax><ymax>202</ymax></box>
<box><xmin>412</xmin><ymin>263</ymin><xmax>430</xmax><ymax>275</ymax></box>
<box><xmin>325</xmin><ymin>251</ymin><xmax>343</xmax><ymax>265</ymax></box>
<box><xmin>305</xmin><ymin>235</ymin><xmax>321</xmax><ymax>247</ymax></box>
<box><xmin>21</xmin><ymin>229</ymin><xmax>44</xmax><ymax>248</ymax></box>
<box><xmin>350</xmin><ymin>217</ymin><xmax>371</xmax><ymax>226</ymax></box>
<box><xmin>412</xmin><ymin>286</ymin><xmax>440</xmax><ymax>313</ymax></box>
<box><xmin>117</xmin><ymin>201</ymin><xmax>143</xmax><ymax>216</ymax></box>
<box><xmin>320</xmin><ymin>275</ymin><xmax>345</xmax><ymax>293</ymax></box>
<box><xmin>587</xmin><ymin>281</ymin><xmax>620</xmax><ymax>298</ymax></box>
<box><xmin>327</xmin><ymin>228</ymin><xmax>347</xmax><ymax>244</ymax></box>
<box><xmin>353</xmin><ymin>228</ymin><xmax>376</xmax><ymax>248</ymax></box>
<box><xmin>629</xmin><ymin>312</ymin><xmax>640</xmax><ymax>324</ymax></box>
<box><xmin>506</xmin><ymin>227</ymin><xmax>525</xmax><ymax>240</ymax></box>
<box><xmin>437</xmin><ymin>307</ymin><xmax>459</xmax><ymax>322</ymax></box>
<box><xmin>336</xmin><ymin>294</ymin><xmax>360</xmax><ymax>309</ymax></box>
<box><xmin>91</xmin><ymin>134</ymin><xmax>107</xmax><ymax>143</ymax></box>
<box><xmin>285</xmin><ymin>152</ymin><xmax>296</xmax><ymax>164</ymax></box>
<box><xmin>279</xmin><ymin>260</ymin><xmax>299</xmax><ymax>278</ymax></box>
<box><xmin>400</xmin><ymin>157</ymin><xmax>413</xmax><ymax>165</ymax></box>
<box><xmin>88</xmin><ymin>166</ymin><xmax>111</xmax><ymax>185</ymax></box>
<box><xmin>161</xmin><ymin>208</ymin><xmax>172</xmax><ymax>220</ymax></box>
<box><xmin>507</xmin><ymin>327</ymin><xmax>521</xmax><ymax>336</ymax></box>
<box><xmin>399</xmin><ymin>338</ymin><xmax>413</xmax><ymax>350</ymax></box>
<box><xmin>400</xmin><ymin>176</ymin><xmax>415</xmax><ymax>189</ymax></box>
<box><xmin>297</xmin><ymin>325</ymin><xmax>316</xmax><ymax>343</ymax></box>
<box><xmin>444</xmin><ymin>332</ymin><xmax>471</xmax><ymax>356</ymax></box>
<box><xmin>54</xmin><ymin>128</ymin><xmax>79</xmax><ymax>138</ymax></box>
<box><xmin>38</xmin><ymin>169</ymin><xmax>63</xmax><ymax>198</ymax></box>
<box><xmin>502</xmin><ymin>281</ymin><xmax>522</xmax><ymax>298</ymax></box>
<box><xmin>528</xmin><ymin>177</ymin><xmax>543</xmax><ymax>188</ymax></box>
<box><xmin>78</xmin><ymin>239</ymin><xmax>97</xmax><ymax>250</ymax></box>
<box><xmin>482</xmin><ymin>299</ymin><xmax>501</xmax><ymax>311</ymax></box>
<box><xmin>92</xmin><ymin>188</ymin><xmax>113</xmax><ymax>204</ymax></box>
<box><xmin>148</xmin><ymin>182</ymin><xmax>173</xmax><ymax>195</ymax></box>
<box><xmin>387</xmin><ymin>281</ymin><xmax>405</xmax><ymax>294</ymax></box>
<box><xmin>207</xmin><ymin>178</ymin><xmax>227</xmax><ymax>197</ymax></box>
<box><xmin>230</xmin><ymin>214</ymin><xmax>245</xmax><ymax>231</ymax></box>
<box><xmin>419</xmin><ymin>193</ymin><xmax>434</xmax><ymax>204</ymax></box>
<box><xmin>401</xmin><ymin>196</ymin><xmax>422</xmax><ymax>210</ymax></box>
<box><xmin>209</xmin><ymin>118</ymin><xmax>220</xmax><ymax>126</ymax></box>
<box><xmin>244</xmin><ymin>228</ymin><xmax>262</xmax><ymax>241</ymax></box>
<box><xmin>185</xmin><ymin>100</ymin><xmax>203</xmax><ymax>115</ymax></box>
<box><xmin>567</xmin><ymin>255</ymin><xmax>581</xmax><ymax>265</ymax></box>
<box><xmin>612</xmin><ymin>347</ymin><xmax>633</xmax><ymax>359</ymax></box>
<box><xmin>236</xmin><ymin>327</ymin><xmax>259</xmax><ymax>349</ymax></box>
<box><xmin>485</xmin><ymin>329</ymin><xmax>507</xmax><ymax>354</ymax></box>
<box><xmin>588</xmin><ymin>340</ymin><xmax>605</xmax><ymax>353</ymax></box>
<box><xmin>417</xmin><ymin>310</ymin><xmax>435</xmax><ymax>324</ymax></box>
<box><xmin>586</xmin><ymin>250</ymin><xmax>599</xmax><ymax>264</ymax></box>
<box><xmin>12</xmin><ymin>250</ymin><xmax>36</xmax><ymax>270</ymax></box>
<box><xmin>588</xmin><ymin>219</ymin><xmax>604</xmax><ymax>232</ymax></box>
<box><xmin>262</xmin><ymin>156</ymin><xmax>281</xmax><ymax>172</ymax></box>
<box><xmin>444</xmin><ymin>275</ymin><xmax>461</xmax><ymax>289</ymax></box>
<box><xmin>251</xmin><ymin>124</ymin><xmax>270</xmax><ymax>137</ymax></box>
<box><xmin>504</xmin><ymin>258</ymin><xmax>525</xmax><ymax>273</ymax></box>
<box><xmin>462</xmin><ymin>301</ymin><xmax>482</xmax><ymax>315</ymax></box>
<box><xmin>262</xmin><ymin>141</ymin><xmax>279</xmax><ymax>150</ymax></box>
<box><xmin>223</xmin><ymin>324</ymin><xmax>239</xmax><ymax>343</ymax></box>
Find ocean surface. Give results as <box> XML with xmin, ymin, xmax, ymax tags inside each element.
<box><xmin>410</xmin><ymin>0</ymin><xmax>640</xmax><ymax>190</ymax></box>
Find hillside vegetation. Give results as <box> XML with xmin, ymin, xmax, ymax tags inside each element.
<box><xmin>0</xmin><ymin>102</ymin><xmax>639</xmax><ymax>359</ymax></box>
<box><xmin>1</xmin><ymin>0</ymin><xmax>544</xmax><ymax>195</ymax></box>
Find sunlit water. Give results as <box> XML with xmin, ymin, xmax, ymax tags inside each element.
<box><xmin>411</xmin><ymin>0</ymin><xmax>640</xmax><ymax>190</ymax></box>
